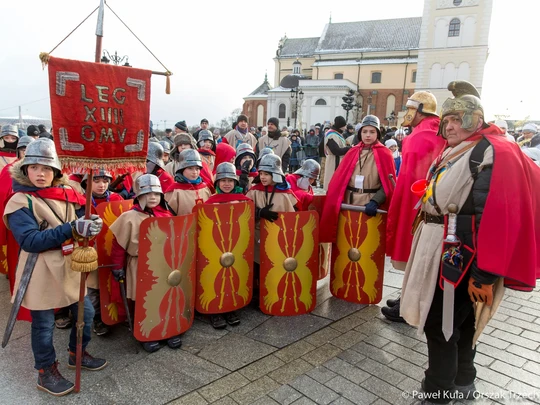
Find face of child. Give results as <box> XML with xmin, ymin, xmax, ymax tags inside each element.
<box><xmin>163</xmin><ymin>153</ymin><xmax>170</xmax><ymax>163</ymax></box>
<box><xmin>92</xmin><ymin>177</ymin><xmax>110</xmax><ymax>195</ymax></box>
<box><xmin>218</xmin><ymin>178</ymin><xmax>235</xmax><ymax>193</ymax></box>
<box><xmin>389</xmin><ymin>145</ymin><xmax>398</xmax><ymax>152</ymax></box>
<box><xmin>142</xmin><ymin>192</ymin><xmax>161</xmax><ymax>209</ymax></box>
<box><xmin>361</xmin><ymin>127</ymin><xmax>378</xmax><ymax>145</ymax></box>
<box><xmin>202</xmin><ymin>140</ymin><xmax>213</xmax><ymax>150</ymax></box>
<box><xmin>3</xmin><ymin>135</ymin><xmax>17</xmax><ymax>143</ymax></box>
<box><xmin>240</xmin><ymin>156</ymin><xmax>254</xmax><ymax>170</ymax></box>
<box><xmin>179</xmin><ymin>143</ymin><xmax>191</xmax><ymax>151</ymax></box>
<box><xmin>259</xmin><ymin>171</ymin><xmax>273</xmax><ymax>186</ymax></box>
<box><xmin>27</xmin><ymin>164</ymin><xmax>54</xmax><ymax>188</ymax></box>
<box><xmin>183</xmin><ymin>166</ymin><xmax>200</xmax><ymax>181</ymax></box>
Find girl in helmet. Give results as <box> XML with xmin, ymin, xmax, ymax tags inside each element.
<box><xmin>164</xmin><ymin>149</ymin><xmax>212</xmax><ymax>216</ymax></box>
<box><xmin>109</xmin><ymin>174</ymin><xmax>177</xmax><ymax>353</ymax></box>
<box><xmin>4</xmin><ymin>138</ymin><xmax>106</xmax><ymax>396</ymax></box>
<box><xmin>234</xmin><ymin>143</ymin><xmax>258</xmax><ymax>193</ymax></box>
<box><xmin>197</xmin><ymin>130</ymin><xmax>216</xmax><ymax>172</ymax></box>
<box><xmin>0</xmin><ymin>124</ymin><xmax>19</xmax><ymax>171</ymax></box>
<box><xmin>285</xmin><ymin>159</ymin><xmax>320</xmax><ymax>211</ymax></box>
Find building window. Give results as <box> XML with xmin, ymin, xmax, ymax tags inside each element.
<box><xmin>371</xmin><ymin>72</ymin><xmax>382</xmax><ymax>83</ymax></box>
<box><xmin>412</xmin><ymin>70</ymin><xmax>417</xmax><ymax>83</ymax></box>
<box><xmin>334</xmin><ymin>73</ymin><xmax>344</xmax><ymax>79</ymax></box>
<box><xmin>448</xmin><ymin>18</ymin><xmax>461</xmax><ymax>37</ymax></box>
<box><xmin>315</xmin><ymin>98</ymin><xmax>327</xmax><ymax>106</ymax></box>
<box><xmin>278</xmin><ymin>104</ymin><xmax>286</xmax><ymax>119</ymax></box>
<box><xmin>453</xmin><ymin>0</ymin><xmax>462</xmax><ymax>5</ymax></box>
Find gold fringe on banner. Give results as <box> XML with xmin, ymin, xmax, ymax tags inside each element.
<box><xmin>58</xmin><ymin>157</ymin><xmax>146</xmax><ymax>174</ymax></box>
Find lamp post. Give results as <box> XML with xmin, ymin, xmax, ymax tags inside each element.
<box><xmin>101</xmin><ymin>50</ymin><xmax>131</xmax><ymax>66</ymax></box>
<box><xmin>385</xmin><ymin>111</ymin><xmax>397</xmax><ymax>127</ymax></box>
<box><xmin>367</xmin><ymin>94</ymin><xmax>373</xmax><ymax>116</ymax></box>
<box><xmin>290</xmin><ymin>87</ymin><xmax>304</xmax><ymax>129</ymax></box>
<box><xmin>341</xmin><ymin>89</ymin><xmax>362</xmax><ymax>123</ymax></box>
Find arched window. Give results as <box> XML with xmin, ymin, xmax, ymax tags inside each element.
<box><xmin>448</xmin><ymin>18</ymin><xmax>461</xmax><ymax>37</ymax></box>
<box><xmin>278</xmin><ymin>104</ymin><xmax>286</xmax><ymax>119</ymax></box>
<box><xmin>315</xmin><ymin>98</ymin><xmax>327</xmax><ymax>106</ymax></box>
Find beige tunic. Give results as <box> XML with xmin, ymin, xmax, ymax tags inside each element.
<box><xmin>165</xmin><ymin>186</ymin><xmax>212</xmax><ymax>216</ymax></box>
<box><xmin>400</xmin><ymin>140</ymin><xmax>499</xmax><ymax>336</ymax></box>
<box><xmin>109</xmin><ymin>210</ymin><xmax>147</xmax><ymax>300</ymax></box>
<box><xmin>0</xmin><ymin>155</ymin><xmax>16</xmax><ymax>171</ymax></box>
<box><xmin>224</xmin><ymin>130</ymin><xmax>257</xmax><ymax>150</ymax></box>
<box><xmin>257</xmin><ymin>136</ymin><xmax>291</xmax><ymax>160</ymax></box>
<box><xmin>165</xmin><ymin>160</ymin><xmax>180</xmax><ymax>177</ymax></box>
<box><xmin>4</xmin><ymin>194</ymin><xmax>81</xmax><ymax>310</ymax></box>
<box><xmin>323</xmin><ymin>131</ymin><xmax>347</xmax><ymax>191</ymax></box>
<box><xmin>344</xmin><ymin>149</ymin><xmax>382</xmax><ymax>206</ymax></box>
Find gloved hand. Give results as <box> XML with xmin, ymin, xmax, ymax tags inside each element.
<box><xmin>364</xmin><ymin>200</ymin><xmax>379</xmax><ymax>216</ymax></box>
<box><xmin>468</xmin><ymin>277</ymin><xmax>494</xmax><ymax>306</ymax></box>
<box><xmin>241</xmin><ymin>160</ymin><xmax>252</xmax><ymax>174</ymax></box>
<box><xmin>259</xmin><ymin>204</ymin><xmax>278</xmax><ymax>222</ymax></box>
<box><xmin>111</xmin><ymin>268</ymin><xmax>126</xmax><ymax>282</ymax></box>
<box><xmin>73</xmin><ymin>214</ymin><xmax>103</xmax><ymax>238</ymax></box>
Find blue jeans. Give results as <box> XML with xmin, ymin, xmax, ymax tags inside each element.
<box><xmin>30</xmin><ymin>296</ymin><xmax>94</xmax><ymax>370</ymax></box>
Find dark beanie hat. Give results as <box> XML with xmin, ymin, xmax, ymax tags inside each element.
<box><xmin>237</xmin><ymin>114</ymin><xmax>248</xmax><ymax>123</ymax></box>
<box><xmin>27</xmin><ymin>125</ymin><xmax>39</xmax><ymax>136</ymax></box>
<box><xmin>165</xmin><ymin>128</ymin><xmax>173</xmax><ymax>133</ymax></box>
<box><xmin>200</xmin><ymin>118</ymin><xmax>209</xmax><ymax>124</ymax></box>
<box><xmin>175</xmin><ymin>120</ymin><xmax>188</xmax><ymax>131</ymax></box>
<box><xmin>267</xmin><ymin>117</ymin><xmax>279</xmax><ymax>127</ymax></box>
<box><xmin>334</xmin><ymin>116</ymin><xmax>347</xmax><ymax>129</ymax></box>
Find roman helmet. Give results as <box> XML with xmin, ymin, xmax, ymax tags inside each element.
<box><xmin>214</xmin><ymin>162</ymin><xmax>239</xmax><ymax>189</ymax></box>
<box><xmin>1</xmin><ymin>124</ymin><xmax>19</xmax><ymax>138</ymax></box>
<box><xmin>147</xmin><ymin>141</ymin><xmax>165</xmax><ymax>170</ymax></box>
<box><xmin>159</xmin><ymin>140</ymin><xmax>172</xmax><ymax>155</ymax></box>
<box><xmin>197</xmin><ymin>130</ymin><xmax>216</xmax><ymax>151</ymax></box>
<box><xmin>439</xmin><ymin>80</ymin><xmax>487</xmax><ymax>138</ymax></box>
<box><xmin>235</xmin><ymin>142</ymin><xmax>256</xmax><ymax>168</ymax></box>
<box><xmin>133</xmin><ymin>173</ymin><xmax>165</xmax><ymax>209</ymax></box>
<box><xmin>294</xmin><ymin>159</ymin><xmax>320</xmax><ymax>179</ymax></box>
<box><xmin>81</xmin><ymin>169</ymin><xmax>113</xmax><ymax>189</ymax></box>
<box><xmin>21</xmin><ymin>138</ymin><xmax>62</xmax><ymax>177</ymax></box>
<box><xmin>16</xmin><ymin>135</ymin><xmax>34</xmax><ymax>149</ymax></box>
<box><xmin>401</xmin><ymin>91</ymin><xmax>438</xmax><ymax>127</ymax></box>
<box><xmin>177</xmin><ymin>149</ymin><xmax>203</xmax><ymax>171</ymax></box>
<box><xmin>258</xmin><ymin>154</ymin><xmax>285</xmax><ymax>183</ymax></box>
<box><xmin>256</xmin><ymin>147</ymin><xmax>275</xmax><ymax>167</ymax></box>
<box><xmin>358</xmin><ymin>115</ymin><xmax>381</xmax><ymax>138</ymax></box>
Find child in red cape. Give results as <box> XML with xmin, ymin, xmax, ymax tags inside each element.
<box><xmin>285</xmin><ymin>159</ymin><xmax>320</xmax><ymax>211</ymax></box>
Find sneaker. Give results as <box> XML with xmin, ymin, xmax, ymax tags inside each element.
<box><xmin>54</xmin><ymin>316</ymin><xmax>72</xmax><ymax>329</ymax></box>
<box><xmin>37</xmin><ymin>361</ymin><xmax>74</xmax><ymax>397</ymax></box>
<box><xmin>210</xmin><ymin>314</ymin><xmax>227</xmax><ymax>329</ymax></box>
<box><xmin>92</xmin><ymin>320</ymin><xmax>110</xmax><ymax>336</ymax></box>
<box><xmin>142</xmin><ymin>341</ymin><xmax>162</xmax><ymax>353</ymax></box>
<box><xmin>68</xmin><ymin>350</ymin><xmax>108</xmax><ymax>371</ymax></box>
<box><xmin>224</xmin><ymin>311</ymin><xmax>240</xmax><ymax>326</ymax></box>
<box><xmin>385</xmin><ymin>297</ymin><xmax>400</xmax><ymax>308</ymax></box>
<box><xmin>381</xmin><ymin>302</ymin><xmax>406</xmax><ymax>323</ymax></box>
<box><xmin>166</xmin><ymin>335</ymin><xmax>182</xmax><ymax>349</ymax></box>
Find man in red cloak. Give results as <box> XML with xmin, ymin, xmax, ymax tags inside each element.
<box><xmin>382</xmin><ymin>91</ymin><xmax>446</xmax><ymax>322</ymax></box>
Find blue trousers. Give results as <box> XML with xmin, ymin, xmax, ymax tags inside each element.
<box><xmin>30</xmin><ymin>296</ymin><xmax>94</xmax><ymax>370</ymax></box>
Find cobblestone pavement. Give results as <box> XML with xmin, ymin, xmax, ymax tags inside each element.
<box><xmin>1</xmin><ymin>261</ymin><xmax>539</xmax><ymax>405</ymax></box>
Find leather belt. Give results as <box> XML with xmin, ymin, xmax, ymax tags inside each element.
<box><xmin>423</xmin><ymin>212</ymin><xmax>444</xmax><ymax>224</ymax></box>
<box><xmin>346</xmin><ymin>186</ymin><xmax>380</xmax><ymax>194</ymax></box>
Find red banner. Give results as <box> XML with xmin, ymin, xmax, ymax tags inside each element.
<box><xmin>48</xmin><ymin>56</ymin><xmax>151</xmax><ymax>172</ymax></box>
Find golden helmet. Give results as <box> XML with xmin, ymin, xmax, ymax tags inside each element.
<box><xmin>402</xmin><ymin>91</ymin><xmax>438</xmax><ymax>126</ymax></box>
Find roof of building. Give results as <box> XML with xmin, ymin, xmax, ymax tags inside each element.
<box><xmin>248</xmin><ymin>73</ymin><xmax>272</xmax><ymax>96</ymax></box>
<box><xmin>278</xmin><ymin>17</ymin><xmax>422</xmax><ymax>57</ymax></box>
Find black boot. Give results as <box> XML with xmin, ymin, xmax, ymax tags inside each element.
<box><xmin>224</xmin><ymin>311</ymin><xmax>240</xmax><ymax>326</ymax></box>
<box><xmin>141</xmin><ymin>341</ymin><xmax>162</xmax><ymax>353</ymax></box>
<box><xmin>68</xmin><ymin>350</ymin><xmax>108</xmax><ymax>371</ymax></box>
<box><xmin>37</xmin><ymin>361</ymin><xmax>74</xmax><ymax>396</ymax></box>
<box><xmin>92</xmin><ymin>318</ymin><xmax>110</xmax><ymax>336</ymax></box>
<box><xmin>167</xmin><ymin>335</ymin><xmax>182</xmax><ymax>349</ymax></box>
<box><xmin>381</xmin><ymin>301</ymin><xmax>406</xmax><ymax>323</ymax></box>
<box><xmin>210</xmin><ymin>314</ymin><xmax>227</xmax><ymax>329</ymax></box>
<box><xmin>385</xmin><ymin>296</ymin><xmax>400</xmax><ymax>308</ymax></box>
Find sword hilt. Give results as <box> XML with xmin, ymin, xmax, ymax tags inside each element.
<box><xmin>445</xmin><ymin>204</ymin><xmax>459</xmax><ymax>243</ymax></box>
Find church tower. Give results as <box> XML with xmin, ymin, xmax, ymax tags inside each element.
<box><xmin>415</xmin><ymin>0</ymin><xmax>493</xmax><ymax>107</ymax></box>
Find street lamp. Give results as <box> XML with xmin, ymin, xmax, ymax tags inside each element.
<box><xmin>290</xmin><ymin>87</ymin><xmax>304</xmax><ymax>128</ymax></box>
<box><xmin>385</xmin><ymin>111</ymin><xmax>397</xmax><ymax>127</ymax></box>
<box><xmin>341</xmin><ymin>89</ymin><xmax>361</xmax><ymax>123</ymax></box>
<box><xmin>367</xmin><ymin>94</ymin><xmax>373</xmax><ymax>116</ymax></box>
<box><xmin>101</xmin><ymin>50</ymin><xmax>131</xmax><ymax>66</ymax></box>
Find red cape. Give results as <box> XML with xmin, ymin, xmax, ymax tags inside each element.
<box><xmin>201</xmin><ymin>161</ymin><xmax>215</xmax><ymax>193</ymax></box>
<box><xmin>214</xmin><ymin>143</ymin><xmax>237</xmax><ymax>174</ymax></box>
<box><xmin>475</xmin><ymin>125</ymin><xmax>540</xmax><ymax>290</ymax></box>
<box><xmin>156</xmin><ymin>168</ymin><xmax>174</xmax><ymax>194</ymax></box>
<box><xmin>285</xmin><ymin>174</ymin><xmax>314</xmax><ymax>211</ymax></box>
<box><xmin>206</xmin><ymin>193</ymin><xmax>251</xmax><ymax>204</ymax></box>
<box><xmin>25</xmin><ymin>186</ymin><xmax>86</xmax><ymax>206</ymax></box>
<box><xmin>164</xmin><ymin>180</ymin><xmax>209</xmax><ymax>192</ymax></box>
<box><xmin>386</xmin><ymin>116</ymin><xmax>446</xmax><ymax>262</ymax></box>
<box><xmin>249</xmin><ymin>183</ymin><xmax>297</xmax><ymax>197</ymax></box>
<box><xmin>320</xmin><ymin>141</ymin><xmax>396</xmax><ymax>244</ymax></box>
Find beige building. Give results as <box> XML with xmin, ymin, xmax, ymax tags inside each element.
<box><xmin>244</xmin><ymin>0</ymin><xmax>492</xmax><ymax>129</ymax></box>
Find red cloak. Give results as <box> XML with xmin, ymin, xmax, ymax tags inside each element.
<box><xmin>155</xmin><ymin>168</ymin><xmax>174</xmax><ymax>194</ymax></box>
<box><xmin>385</xmin><ymin>116</ymin><xmax>446</xmax><ymax>262</ymax></box>
<box><xmin>164</xmin><ymin>180</ymin><xmax>209</xmax><ymax>192</ymax></box>
<box><xmin>201</xmin><ymin>161</ymin><xmax>215</xmax><ymax>193</ymax></box>
<box><xmin>320</xmin><ymin>141</ymin><xmax>396</xmax><ymax>244</ymax></box>
<box><xmin>285</xmin><ymin>174</ymin><xmax>314</xmax><ymax>211</ymax></box>
<box><xmin>214</xmin><ymin>142</ymin><xmax>237</xmax><ymax>173</ymax></box>
<box><xmin>206</xmin><ymin>193</ymin><xmax>251</xmax><ymax>204</ymax></box>
<box><xmin>475</xmin><ymin>125</ymin><xmax>540</xmax><ymax>290</ymax></box>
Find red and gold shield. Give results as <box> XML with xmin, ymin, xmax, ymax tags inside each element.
<box><xmin>96</xmin><ymin>199</ymin><xmax>134</xmax><ymax>325</ymax></box>
<box><xmin>331</xmin><ymin>209</ymin><xmax>386</xmax><ymax>305</ymax></box>
<box><xmin>134</xmin><ymin>215</ymin><xmax>196</xmax><ymax>342</ymax></box>
<box><xmin>307</xmin><ymin>195</ymin><xmax>330</xmax><ymax>280</ymax></box>
<box><xmin>259</xmin><ymin>211</ymin><xmax>319</xmax><ymax>316</ymax></box>
<box><xmin>194</xmin><ymin>202</ymin><xmax>254</xmax><ymax>314</ymax></box>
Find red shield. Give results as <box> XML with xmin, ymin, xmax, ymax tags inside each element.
<box><xmin>194</xmin><ymin>202</ymin><xmax>254</xmax><ymax>314</ymax></box>
<box><xmin>307</xmin><ymin>195</ymin><xmax>330</xmax><ymax>280</ymax></box>
<box><xmin>134</xmin><ymin>215</ymin><xmax>196</xmax><ymax>342</ymax></box>
<box><xmin>331</xmin><ymin>210</ymin><xmax>386</xmax><ymax>304</ymax></box>
<box><xmin>96</xmin><ymin>200</ymin><xmax>134</xmax><ymax>325</ymax></box>
<box><xmin>259</xmin><ymin>211</ymin><xmax>319</xmax><ymax>316</ymax></box>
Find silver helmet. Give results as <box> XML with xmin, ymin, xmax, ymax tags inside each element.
<box><xmin>81</xmin><ymin>169</ymin><xmax>113</xmax><ymax>188</ymax></box>
<box><xmin>178</xmin><ymin>149</ymin><xmax>203</xmax><ymax>171</ymax></box>
<box><xmin>214</xmin><ymin>162</ymin><xmax>238</xmax><ymax>183</ymax></box>
<box><xmin>258</xmin><ymin>154</ymin><xmax>285</xmax><ymax>183</ymax></box>
<box><xmin>1</xmin><ymin>124</ymin><xmax>19</xmax><ymax>138</ymax></box>
<box><xmin>256</xmin><ymin>147</ymin><xmax>275</xmax><ymax>166</ymax></box>
<box><xmin>358</xmin><ymin>115</ymin><xmax>381</xmax><ymax>137</ymax></box>
<box><xmin>294</xmin><ymin>159</ymin><xmax>320</xmax><ymax>179</ymax></box>
<box><xmin>197</xmin><ymin>130</ymin><xmax>215</xmax><ymax>149</ymax></box>
<box><xmin>21</xmin><ymin>138</ymin><xmax>62</xmax><ymax>174</ymax></box>
<box><xmin>16</xmin><ymin>135</ymin><xmax>34</xmax><ymax>149</ymax></box>
<box><xmin>147</xmin><ymin>141</ymin><xmax>165</xmax><ymax>169</ymax></box>
<box><xmin>158</xmin><ymin>141</ymin><xmax>171</xmax><ymax>155</ymax></box>
<box><xmin>134</xmin><ymin>173</ymin><xmax>163</xmax><ymax>198</ymax></box>
<box><xmin>235</xmin><ymin>142</ymin><xmax>256</xmax><ymax>167</ymax></box>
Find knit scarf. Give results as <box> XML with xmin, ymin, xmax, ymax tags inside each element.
<box><xmin>236</xmin><ymin>125</ymin><xmax>248</xmax><ymax>135</ymax></box>
<box><xmin>174</xmin><ymin>173</ymin><xmax>203</xmax><ymax>185</ymax></box>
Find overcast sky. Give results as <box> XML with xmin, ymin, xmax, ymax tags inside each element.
<box><xmin>0</xmin><ymin>0</ymin><xmax>537</xmax><ymax>127</ymax></box>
